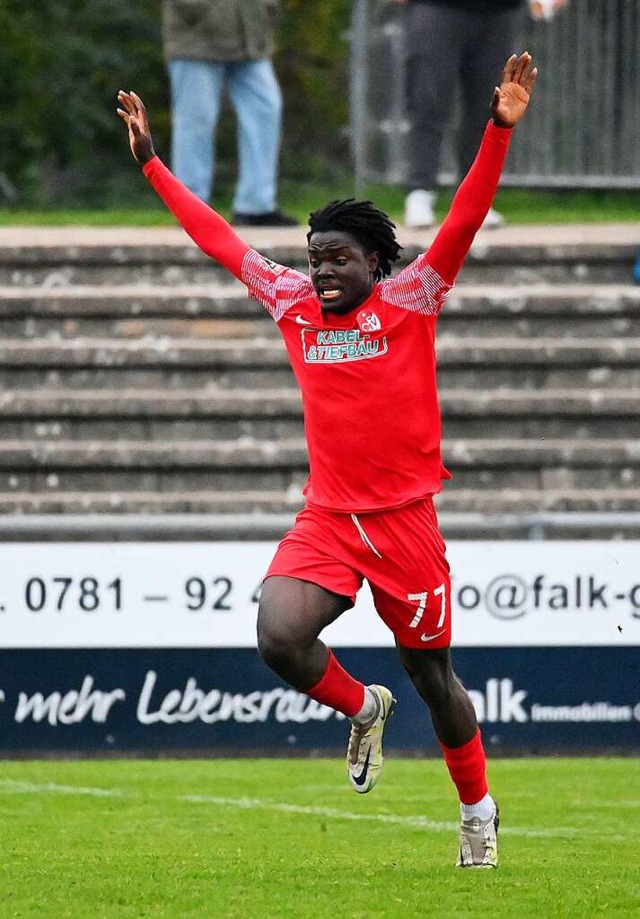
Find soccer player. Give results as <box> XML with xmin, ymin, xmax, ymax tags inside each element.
<box><xmin>117</xmin><ymin>51</ymin><xmax>537</xmax><ymax>868</ymax></box>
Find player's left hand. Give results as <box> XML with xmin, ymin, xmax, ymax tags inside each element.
<box><xmin>491</xmin><ymin>52</ymin><xmax>538</xmax><ymax>128</ymax></box>
<box><xmin>116</xmin><ymin>90</ymin><xmax>156</xmax><ymax>165</ymax></box>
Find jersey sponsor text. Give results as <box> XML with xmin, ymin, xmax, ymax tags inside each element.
<box><xmin>302</xmin><ymin>328</ymin><xmax>388</xmax><ymax>364</ymax></box>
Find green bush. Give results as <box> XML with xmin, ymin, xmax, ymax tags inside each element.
<box><xmin>278</xmin><ymin>0</ymin><xmax>352</xmax><ymax>183</ymax></box>
<box><xmin>0</xmin><ymin>0</ymin><xmax>352</xmax><ymax>207</ymax></box>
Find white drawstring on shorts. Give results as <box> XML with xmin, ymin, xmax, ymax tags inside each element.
<box><xmin>351</xmin><ymin>513</ymin><xmax>383</xmax><ymax>558</ymax></box>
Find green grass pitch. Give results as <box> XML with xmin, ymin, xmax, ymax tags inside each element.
<box><xmin>1</xmin><ymin>757</ymin><xmax>638</xmax><ymax>918</ymax></box>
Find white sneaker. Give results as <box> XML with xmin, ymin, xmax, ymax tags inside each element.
<box><xmin>481</xmin><ymin>207</ymin><xmax>504</xmax><ymax>229</ymax></box>
<box><xmin>404</xmin><ymin>190</ymin><xmax>436</xmax><ymax>228</ymax></box>
<box><xmin>346</xmin><ymin>685</ymin><xmax>395</xmax><ymax>794</ymax></box>
<box><xmin>456</xmin><ymin>801</ymin><xmax>500</xmax><ymax>868</ymax></box>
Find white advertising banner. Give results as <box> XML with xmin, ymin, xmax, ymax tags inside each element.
<box><xmin>0</xmin><ymin>541</ymin><xmax>638</xmax><ymax>649</ymax></box>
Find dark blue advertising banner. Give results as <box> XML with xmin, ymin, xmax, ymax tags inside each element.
<box><xmin>0</xmin><ymin>648</ymin><xmax>638</xmax><ymax>754</ymax></box>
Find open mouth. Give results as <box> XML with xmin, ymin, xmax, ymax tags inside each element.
<box><xmin>319</xmin><ymin>288</ymin><xmax>342</xmax><ymax>302</ymax></box>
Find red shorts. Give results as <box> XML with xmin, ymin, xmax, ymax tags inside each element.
<box><xmin>266</xmin><ymin>497</ymin><xmax>451</xmax><ymax>649</ymax></box>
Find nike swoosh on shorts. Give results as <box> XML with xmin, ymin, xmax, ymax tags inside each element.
<box><xmin>420</xmin><ymin>629</ymin><xmax>446</xmax><ymax>643</ymax></box>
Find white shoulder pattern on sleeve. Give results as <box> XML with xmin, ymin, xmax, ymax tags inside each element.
<box><xmin>241</xmin><ymin>249</ymin><xmax>315</xmax><ymax>321</ymax></box>
<box><xmin>378</xmin><ymin>254</ymin><xmax>451</xmax><ymax>315</ymax></box>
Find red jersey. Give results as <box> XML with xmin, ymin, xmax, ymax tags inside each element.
<box><xmin>143</xmin><ymin>122</ymin><xmax>512</xmax><ymax>512</ymax></box>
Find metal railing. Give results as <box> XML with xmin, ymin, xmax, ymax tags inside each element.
<box><xmin>2</xmin><ymin>512</ymin><xmax>640</xmax><ymax>541</ymax></box>
<box><xmin>349</xmin><ymin>0</ymin><xmax>640</xmax><ymax>190</ymax></box>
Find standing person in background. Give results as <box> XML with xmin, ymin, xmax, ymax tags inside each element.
<box><xmin>163</xmin><ymin>0</ymin><xmax>297</xmax><ymax>226</ymax></box>
<box><xmin>390</xmin><ymin>0</ymin><xmax>567</xmax><ymax>229</ymax></box>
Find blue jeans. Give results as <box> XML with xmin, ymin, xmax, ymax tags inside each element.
<box><xmin>168</xmin><ymin>58</ymin><xmax>282</xmax><ymax>214</ymax></box>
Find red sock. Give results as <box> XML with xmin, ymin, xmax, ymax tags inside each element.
<box><xmin>307</xmin><ymin>650</ymin><xmax>365</xmax><ymax>717</ymax></box>
<box><xmin>439</xmin><ymin>729</ymin><xmax>488</xmax><ymax>805</ymax></box>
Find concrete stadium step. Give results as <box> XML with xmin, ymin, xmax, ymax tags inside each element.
<box><xmin>3</xmin><ymin>283</ymin><xmax>639</xmax><ymax>317</ymax></box>
<box><xmin>7</xmin><ymin>416</ymin><xmax>636</xmax><ymax>442</ymax></box>
<box><xmin>2</xmin><ymin>387</ymin><xmax>636</xmax><ymax>417</ymax></box>
<box><xmin>2</xmin><ymin>487</ymin><xmax>640</xmax><ymax>516</ymax></box>
<box><xmin>2</xmin><ymin>337</ymin><xmax>639</xmax><ymax>392</ymax></box>
<box><xmin>1</xmin><ymin>467</ymin><xmax>635</xmax><ymax>496</ymax></box>
<box><xmin>2</xmin><ymin>362</ymin><xmax>639</xmax><ymax>394</ymax></box>
<box><xmin>0</xmin><ymin>367</ymin><xmax>299</xmax><ymax>391</ymax></box>
<box><xmin>0</xmin><ymin>316</ymin><xmax>274</xmax><ymax>341</ymax></box>
<box><xmin>0</xmin><ymin>262</ymin><xmax>233</xmax><ymax>288</ymax></box>
<box><xmin>3</xmin><ymin>366</ymin><xmax>639</xmax><ymax>392</ymax></box>
<box><xmin>2</xmin><ymin>259</ymin><xmax>634</xmax><ymax>287</ymax></box>
<box><xmin>0</xmin><ymin>283</ymin><xmax>274</xmax><ymax>340</ymax></box>
<box><xmin>2</xmin><ymin>284</ymin><xmax>640</xmax><ymax>339</ymax></box>
<box><xmin>0</xmin><ymin>437</ymin><xmax>638</xmax><ymax>473</ymax></box>
<box><xmin>0</xmin><ymin>387</ymin><xmax>305</xmax><ymax>441</ymax></box>
<box><xmin>0</xmin><ymin>489</ymin><xmax>304</xmax><ymax>515</ymax></box>
<box><xmin>0</xmin><ymin>438</ymin><xmax>308</xmax><ymax>469</ymax></box>
<box><xmin>1</xmin><ymin>225</ymin><xmax>639</xmax><ymax>286</ymax></box>
<box><xmin>440</xmin><ymin>284</ymin><xmax>640</xmax><ymax>338</ymax></box>
<box><xmin>0</xmin><ymin>283</ymin><xmax>249</xmax><ymax>317</ymax></box>
<box><xmin>2</xmin><ymin>336</ymin><xmax>639</xmax><ymax>368</ymax></box>
<box><xmin>1</xmin><ymin>388</ymin><xmax>639</xmax><ymax>441</ymax></box>
<box><xmin>0</xmin><ymin>337</ymin><xmax>288</xmax><ymax>368</ymax></box>
<box><xmin>442</xmin><ymin>418</ymin><xmax>640</xmax><ymax>439</ymax></box>
<box><xmin>0</xmin><ymin>388</ymin><xmax>303</xmax><ymax>416</ymax></box>
<box><xmin>1</xmin><ymin>226</ymin><xmax>638</xmax><ymax>524</ymax></box>
<box><xmin>1</xmin><ymin>419</ymin><xmax>305</xmax><ymax>442</ymax></box>
<box><xmin>0</xmin><ymin>467</ymin><xmax>305</xmax><ymax>494</ymax></box>
<box><xmin>0</xmin><ymin>240</ymin><xmax>301</xmax><ymax>288</ymax></box>
<box><xmin>435</xmin><ymin>488</ymin><xmax>640</xmax><ymax>513</ymax></box>
<box><xmin>444</xmin><ymin>468</ymin><xmax>640</xmax><ymax>491</ymax></box>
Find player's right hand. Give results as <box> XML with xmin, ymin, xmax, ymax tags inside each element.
<box><xmin>116</xmin><ymin>90</ymin><xmax>156</xmax><ymax>166</ymax></box>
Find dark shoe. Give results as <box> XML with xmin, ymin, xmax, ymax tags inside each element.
<box><xmin>232</xmin><ymin>210</ymin><xmax>298</xmax><ymax>227</ymax></box>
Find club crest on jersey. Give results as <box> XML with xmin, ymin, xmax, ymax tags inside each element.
<box><xmin>357</xmin><ymin>309</ymin><xmax>381</xmax><ymax>332</ymax></box>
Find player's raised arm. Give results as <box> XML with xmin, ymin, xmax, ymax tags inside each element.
<box><xmin>116</xmin><ymin>89</ymin><xmax>250</xmax><ymax>278</ymax></box>
<box><xmin>425</xmin><ymin>52</ymin><xmax>537</xmax><ymax>285</ymax></box>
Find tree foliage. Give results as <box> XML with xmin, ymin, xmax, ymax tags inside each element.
<box><xmin>0</xmin><ymin>0</ymin><xmax>352</xmax><ymax>206</ymax></box>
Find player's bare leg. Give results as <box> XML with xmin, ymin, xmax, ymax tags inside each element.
<box><xmin>397</xmin><ymin>645</ymin><xmax>499</xmax><ymax>867</ymax></box>
<box><xmin>258</xmin><ymin>576</ymin><xmax>395</xmax><ymax>792</ymax></box>
<box><xmin>257</xmin><ymin>576</ymin><xmax>351</xmax><ymax>689</ymax></box>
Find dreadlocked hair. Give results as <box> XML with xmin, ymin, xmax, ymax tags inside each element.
<box><xmin>307</xmin><ymin>199</ymin><xmax>402</xmax><ymax>281</ymax></box>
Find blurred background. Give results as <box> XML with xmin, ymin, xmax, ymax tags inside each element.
<box><xmin>0</xmin><ymin>0</ymin><xmax>352</xmax><ymax>211</ymax></box>
<box><xmin>2</xmin><ymin>0</ymin><xmax>639</xmax><ymax>220</ymax></box>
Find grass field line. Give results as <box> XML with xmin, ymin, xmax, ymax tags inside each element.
<box><xmin>0</xmin><ymin>779</ymin><xmax>623</xmax><ymax>841</ymax></box>
<box><xmin>0</xmin><ymin>779</ymin><xmax>125</xmax><ymax>797</ymax></box>
<box><xmin>179</xmin><ymin>794</ymin><xmax>602</xmax><ymax>839</ymax></box>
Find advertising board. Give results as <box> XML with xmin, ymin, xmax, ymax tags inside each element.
<box><xmin>1</xmin><ymin>542</ymin><xmax>637</xmax><ymax>753</ymax></box>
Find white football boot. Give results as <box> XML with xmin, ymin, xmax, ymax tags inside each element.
<box><xmin>456</xmin><ymin>801</ymin><xmax>500</xmax><ymax>868</ymax></box>
<box><xmin>346</xmin><ymin>685</ymin><xmax>396</xmax><ymax>794</ymax></box>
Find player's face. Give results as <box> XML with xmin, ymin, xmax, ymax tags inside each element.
<box><xmin>308</xmin><ymin>231</ymin><xmax>379</xmax><ymax>314</ymax></box>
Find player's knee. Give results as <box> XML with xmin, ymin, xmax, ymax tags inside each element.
<box><xmin>256</xmin><ymin>628</ymin><xmax>283</xmax><ymax>669</ymax></box>
<box><xmin>256</xmin><ymin>607</ymin><xmax>299</xmax><ymax>670</ymax></box>
<box><xmin>401</xmin><ymin>649</ymin><xmax>455</xmax><ymax>706</ymax></box>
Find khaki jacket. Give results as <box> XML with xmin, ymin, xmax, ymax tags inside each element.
<box><xmin>163</xmin><ymin>0</ymin><xmax>280</xmax><ymax>62</ymax></box>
